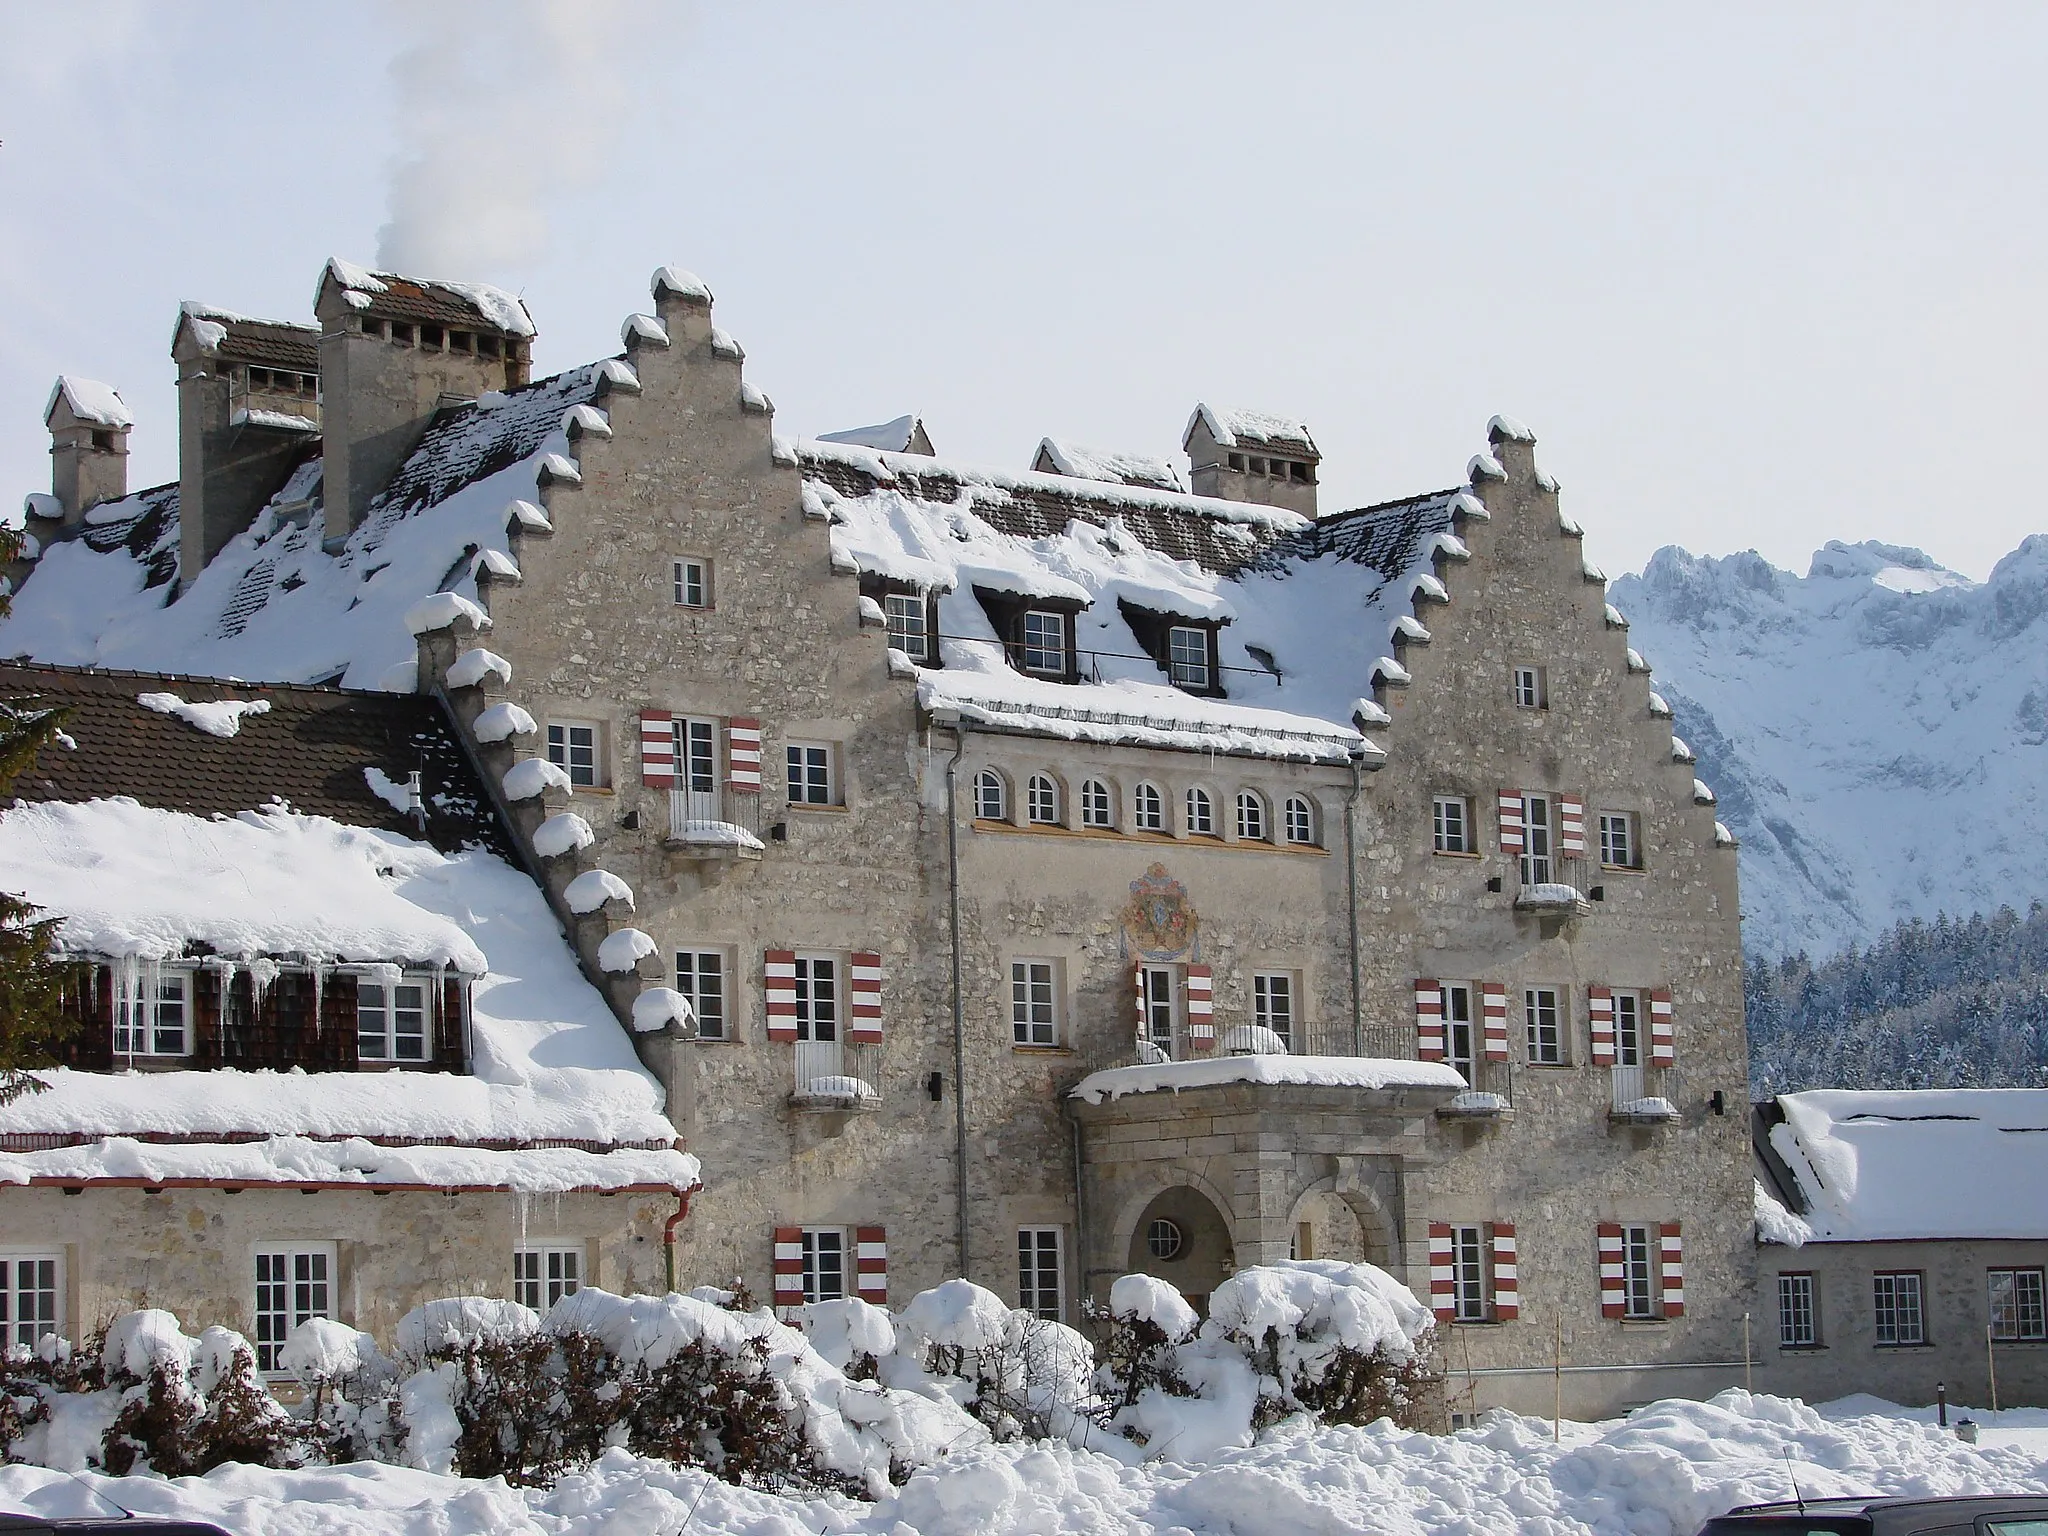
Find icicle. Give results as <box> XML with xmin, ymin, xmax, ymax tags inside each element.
<box><xmin>309</xmin><ymin>958</ymin><xmax>328</xmax><ymax>1037</ymax></box>
<box><xmin>248</xmin><ymin>957</ymin><xmax>279</xmax><ymax>1014</ymax></box>
<box><xmin>115</xmin><ymin>955</ymin><xmax>140</xmax><ymax>1056</ymax></box>
<box><xmin>516</xmin><ymin>1191</ymin><xmax>530</xmax><ymax>1250</ymax></box>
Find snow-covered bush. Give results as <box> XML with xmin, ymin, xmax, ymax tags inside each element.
<box><xmin>281</xmin><ymin>1317</ymin><xmax>398</xmax><ymax>1464</ymax></box>
<box><xmin>891</xmin><ymin>1279</ymin><xmax>1097</xmax><ymax>1443</ymax></box>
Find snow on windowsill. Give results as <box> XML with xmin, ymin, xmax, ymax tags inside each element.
<box><xmin>1611</xmin><ymin>1096</ymin><xmax>1680</xmax><ymax>1122</ymax></box>
<box><xmin>1071</xmin><ymin>1055</ymin><xmax>1467</xmax><ymax>1104</ymax></box>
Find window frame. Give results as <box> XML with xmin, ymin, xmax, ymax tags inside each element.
<box><xmin>1010</xmin><ymin>959</ymin><xmax>1060</xmax><ymax>1048</ymax></box>
<box><xmin>1283</xmin><ymin>794</ymin><xmax>1316</xmax><ymax>846</ymax></box>
<box><xmin>1079</xmin><ymin>777</ymin><xmax>1115</xmax><ymax>830</ymax></box>
<box><xmin>792</xmin><ymin>953</ymin><xmax>840</xmax><ymax>1044</ymax></box>
<box><xmin>672</xmin><ymin>556</ymin><xmax>711</xmax><ymax>609</ymax></box>
<box><xmin>1185</xmin><ymin>786</ymin><xmax>1216</xmax><ymax>838</ymax></box>
<box><xmin>1989</xmin><ymin>1267</ymin><xmax>2047</xmax><ymax>1342</ymax></box>
<box><xmin>1017</xmin><ymin>1227</ymin><xmax>1064</xmax><ymax>1322</ymax></box>
<box><xmin>1619</xmin><ymin>1224</ymin><xmax>1657</xmax><ymax>1320</ymax></box>
<box><xmin>1873</xmin><ymin>1270</ymin><xmax>1926</xmax><ymax>1346</ymax></box>
<box><xmin>1598</xmin><ymin>809</ymin><xmax>1640</xmax><ymax>870</ymax></box>
<box><xmin>974</xmin><ymin>768</ymin><xmax>1010</xmax><ymax>823</ymax></box>
<box><xmin>254</xmin><ymin>1241</ymin><xmax>336</xmax><ymax>1374</ymax></box>
<box><xmin>1133</xmin><ymin>782</ymin><xmax>1167</xmax><ymax>833</ymax></box>
<box><xmin>1140</xmin><ymin>964</ymin><xmax>1178</xmax><ymax>1055</ymax></box>
<box><xmin>113</xmin><ymin>964</ymin><xmax>193</xmax><ymax>1058</ymax></box>
<box><xmin>1020</xmin><ymin>609</ymin><xmax>1069</xmax><ymax>677</ymax></box>
<box><xmin>1612</xmin><ymin>989</ymin><xmax>1643</xmax><ymax>1069</ymax></box>
<box><xmin>1525</xmin><ymin>985</ymin><xmax>1564</xmax><ymax>1065</ymax></box>
<box><xmin>1432</xmin><ymin>795</ymin><xmax>1472</xmax><ymax>856</ymax></box>
<box><xmin>1512</xmin><ymin>664</ymin><xmax>1547</xmax><ymax>710</ymax></box>
<box><xmin>513</xmin><ymin>1244</ymin><xmax>583</xmax><ymax>1312</ymax></box>
<box><xmin>883</xmin><ymin>591</ymin><xmax>931</xmax><ymax>663</ymax></box>
<box><xmin>1166</xmin><ymin>625</ymin><xmax>1212</xmax><ymax>692</ymax></box>
<box><xmin>785</xmin><ymin>741</ymin><xmax>838</xmax><ymax>807</ymax></box>
<box><xmin>1443</xmin><ymin>982</ymin><xmax>1476</xmax><ymax>1083</ymax></box>
<box><xmin>1147</xmin><ymin>1218</ymin><xmax>1184</xmax><ymax>1260</ymax></box>
<box><xmin>1520</xmin><ymin>793</ymin><xmax>1554</xmax><ymax>885</ymax></box>
<box><xmin>1026</xmin><ymin>773</ymin><xmax>1062</xmax><ymax>827</ymax></box>
<box><xmin>1252</xmin><ymin>970</ymin><xmax>1295</xmax><ymax>1051</ymax></box>
<box><xmin>0</xmin><ymin>1251</ymin><xmax>63</xmax><ymax>1352</ymax></box>
<box><xmin>1778</xmin><ymin>1271</ymin><xmax>1819</xmax><ymax>1348</ymax></box>
<box><xmin>357</xmin><ymin>972</ymin><xmax>432</xmax><ymax>1064</ymax></box>
<box><xmin>676</xmin><ymin>717</ymin><xmax>720</xmax><ymax>798</ymax></box>
<box><xmin>801</xmin><ymin>1227</ymin><xmax>848</xmax><ymax>1304</ymax></box>
<box><xmin>1235</xmin><ymin>789</ymin><xmax>1269</xmax><ymax>842</ymax></box>
<box><xmin>674</xmin><ymin>947</ymin><xmax>729</xmax><ymax>1041</ymax></box>
<box><xmin>1451</xmin><ymin>1224</ymin><xmax>1490</xmax><ymax>1323</ymax></box>
<box><xmin>546</xmin><ymin>719</ymin><xmax>603</xmax><ymax>789</ymax></box>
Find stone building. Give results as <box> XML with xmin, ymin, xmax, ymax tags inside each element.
<box><xmin>0</xmin><ymin>258</ymin><xmax>1756</xmax><ymax>1416</ymax></box>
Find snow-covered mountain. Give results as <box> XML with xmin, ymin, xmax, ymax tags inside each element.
<box><xmin>1611</xmin><ymin>535</ymin><xmax>2048</xmax><ymax>959</ymax></box>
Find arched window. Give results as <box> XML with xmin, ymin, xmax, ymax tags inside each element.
<box><xmin>1284</xmin><ymin>793</ymin><xmax>1316</xmax><ymax>846</ymax></box>
<box><xmin>1080</xmin><ymin>778</ymin><xmax>1114</xmax><ymax>829</ymax></box>
<box><xmin>1185</xmin><ymin>786</ymin><xmax>1215</xmax><ymax>837</ymax></box>
<box><xmin>1235</xmin><ymin>790</ymin><xmax>1268</xmax><ymax>842</ymax></box>
<box><xmin>1133</xmin><ymin>782</ymin><xmax>1166</xmax><ymax>833</ymax></box>
<box><xmin>1027</xmin><ymin>773</ymin><xmax>1061</xmax><ymax>826</ymax></box>
<box><xmin>974</xmin><ymin>769</ymin><xmax>1008</xmax><ymax>822</ymax></box>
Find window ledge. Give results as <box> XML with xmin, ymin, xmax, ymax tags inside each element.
<box><xmin>1013</xmin><ymin>1045</ymin><xmax>1075</xmax><ymax>1056</ymax></box>
<box><xmin>1598</xmin><ymin>863</ymin><xmax>1647</xmax><ymax>875</ymax></box>
<box><xmin>786</xmin><ymin>802</ymin><xmax>849</xmax><ymax>814</ymax></box>
<box><xmin>1873</xmin><ymin>1342</ymin><xmax>1937</xmax><ymax>1352</ymax></box>
<box><xmin>1432</xmin><ymin>850</ymin><xmax>1483</xmax><ymax>860</ymax></box>
<box><xmin>1776</xmin><ymin>1343</ymin><xmax>1829</xmax><ymax>1353</ymax></box>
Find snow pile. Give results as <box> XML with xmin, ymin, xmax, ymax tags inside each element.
<box><xmin>818</xmin><ymin>414</ymin><xmax>925</xmax><ymax>452</ymax></box>
<box><xmin>1768</xmin><ymin>1087</ymin><xmax>2048</xmax><ymax>1241</ymax></box>
<box><xmin>135</xmin><ymin>691</ymin><xmax>272</xmax><ymax>738</ymax></box>
<box><xmin>47</xmin><ymin>376</ymin><xmax>132</xmax><ymax>429</ymax></box>
<box><xmin>1754</xmin><ymin>1180</ymin><xmax>1814</xmax><ymax>1247</ymax></box>
<box><xmin>1072</xmin><ymin>1054</ymin><xmax>1466</xmax><ymax>1104</ymax></box>
<box><xmin>1188</xmin><ymin>403</ymin><xmax>1316</xmax><ymax>454</ymax></box>
<box><xmin>1036</xmin><ymin>438</ymin><xmax>1186</xmax><ymax>491</ymax></box>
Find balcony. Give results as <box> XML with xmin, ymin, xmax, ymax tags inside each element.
<box><xmin>666</xmin><ymin>788</ymin><xmax>764</xmax><ymax>861</ymax></box>
<box><xmin>1608</xmin><ymin>1063</ymin><xmax>1679</xmax><ymax>1125</ymax></box>
<box><xmin>1434</xmin><ymin>1059</ymin><xmax>1515</xmax><ymax>1122</ymax></box>
<box><xmin>789</xmin><ymin>1039</ymin><xmax>880</xmax><ymax>1114</ymax></box>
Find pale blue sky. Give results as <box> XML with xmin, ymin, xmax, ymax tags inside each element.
<box><xmin>3</xmin><ymin>2</ymin><xmax>2043</xmax><ymax>579</ymax></box>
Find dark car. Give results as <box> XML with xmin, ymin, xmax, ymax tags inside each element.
<box><xmin>1700</xmin><ymin>1497</ymin><xmax>2048</xmax><ymax>1536</ymax></box>
<box><xmin>0</xmin><ymin>1515</ymin><xmax>232</xmax><ymax>1534</ymax></box>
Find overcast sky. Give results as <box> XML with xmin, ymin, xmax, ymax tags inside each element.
<box><xmin>3</xmin><ymin>2</ymin><xmax>2043</xmax><ymax>580</ymax></box>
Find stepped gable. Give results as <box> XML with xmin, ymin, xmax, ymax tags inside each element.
<box><xmin>1</xmin><ymin>661</ymin><xmax>508</xmax><ymax>856</ymax></box>
<box><xmin>178</xmin><ymin>304</ymin><xmax>319</xmax><ymax>372</ymax></box>
<box><xmin>66</xmin><ymin>482</ymin><xmax>181</xmax><ymax>590</ymax></box>
<box><xmin>800</xmin><ymin>441</ymin><xmax>1305</xmax><ymax>577</ymax></box>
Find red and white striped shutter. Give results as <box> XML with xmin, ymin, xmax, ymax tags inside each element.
<box><xmin>1589</xmin><ymin>986</ymin><xmax>1616</xmax><ymax>1066</ymax></box>
<box><xmin>855</xmin><ymin>1226</ymin><xmax>888</xmax><ymax>1306</ymax></box>
<box><xmin>1649</xmin><ymin>987</ymin><xmax>1675</xmax><ymax>1067</ymax></box>
<box><xmin>1497</xmin><ymin>790</ymin><xmax>1525</xmax><ymax>854</ymax></box>
<box><xmin>1481</xmin><ymin>982</ymin><xmax>1509</xmax><ymax>1062</ymax></box>
<box><xmin>1184</xmin><ymin>965</ymin><xmax>1215</xmax><ymax>1052</ymax></box>
<box><xmin>1558</xmin><ymin>794</ymin><xmax>1587</xmax><ymax>856</ymax></box>
<box><xmin>1132</xmin><ymin>963</ymin><xmax>1147</xmax><ymax>1033</ymax></box>
<box><xmin>849</xmin><ymin>951</ymin><xmax>883</xmax><ymax>1044</ymax></box>
<box><xmin>726</xmin><ymin>717</ymin><xmax>763</xmax><ymax>793</ymax></box>
<box><xmin>1413</xmin><ymin>979</ymin><xmax>1445</xmax><ymax>1061</ymax></box>
<box><xmin>639</xmin><ymin>709</ymin><xmax>676</xmax><ymax>788</ymax></box>
<box><xmin>1427</xmin><ymin>1222</ymin><xmax>1456</xmax><ymax>1322</ymax></box>
<box><xmin>1597</xmin><ymin>1223</ymin><xmax>1627</xmax><ymax>1319</ymax></box>
<box><xmin>764</xmin><ymin>950</ymin><xmax>798</xmax><ymax>1042</ymax></box>
<box><xmin>1659</xmin><ymin>1222</ymin><xmax>1685</xmax><ymax>1317</ymax></box>
<box><xmin>1490</xmin><ymin>1223</ymin><xmax>1519</xmax><ymax>1321</ymax></box>
<box><xmin>773</xmin><ymin>1226</ymin><xmax>805</xmax><ymax>1316</ymax></box>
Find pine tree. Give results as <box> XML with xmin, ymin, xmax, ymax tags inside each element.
<box><xmin>0</xmin><ymin>525</ymin><xmax>80</xmax><ymax>1106</ymax></box>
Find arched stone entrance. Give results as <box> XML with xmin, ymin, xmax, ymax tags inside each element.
<box><xmin>1125</xmin><ymin>1184</ymin><xmax>1234</xmax><ymax>1314</ymax></box>
<box><xmin>1287</xmin><ymin>1188</ymin><xmax>1367</xmax><ymax>1263</ymax></box>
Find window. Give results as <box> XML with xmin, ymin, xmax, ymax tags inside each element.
<box><xmin>974</xmin><ymin>769</ymin><xmax>1009</xmax><ymax>822</ymax></box>
<box><xmin>674</xmin><ymin>949</ymin><xmax>727</xmax><ymax>1040</ymax></box>
<box><xmin>0</xmin><ymin>1254</ymin><xmax>61</xmax><ymax>1351</ymax></box>
<box><xmin>1525</xmin><ymin>986</ymin><xmax>1563</xmax><ymax>1065</ymax></box>
<box><xmin>672</xmin><ymin>558</ymin><xmax>709</xmax><ymax>608</ymax></box>
<box><xmin>1227</xmin><ymin>452</ymin><xmax>1245</xmax><ymax>471</ymax></box>
<box><xmin>1599</xmin><ymin>810</ymin><xmax>1639</xmax><ymax>869</ymax></box>
<box><xmin>1235</xmin><ymin>791</ymin><xmax>1267</xmax><ymax>842</ymax></box>
<box><xmin>1873</xmin><ymin>1271</ymin><xmax>1925</xmax><ymax>1345</ymax></box>
<box><xmin>547</xmin><ymin>721</ymin><xmax>600</xmax><ymax>788</ymax></box>
<box><xmin>884</xmin><ymin>592</ymin><xmax>929</xmax><ymax>662</ymax></box>
<box><xmin>1512</xmin><ymin>665</ymin><xmax>1546</xmax><ymax>709</ymax></box>
<box><xmin>1185</xmin><ymin>787</ymin><xmax>1215</xmax><ymax>836</ymax></box>
<box><xmin>1167</xmin><ymin>626</ymin><xmax>1210</xmax><ymax>690</ymax></box>
<box><xmin>1778</xmin><ymin>1272</ymin><xmax>1818</xmax><ymax>1347</ymax></box>
<box><xmin>1134</xmin><ymin>783</ymin><xmax>1166</xmax><ymax>832</ymax></box>
<box><xmin>1140</xmin><ymin>966</ymin><xmax>1176</xmax><ymax>1055</ymax></box>
<box><xmin>1443</xmin><ymin>983</ymin><xmax>1475</xmax><ymax>1083</ymax></box>
<box><xmin>1432</xmin><ymin>796</ymin><xmax>1471</xmax><ymax>855</ymax></box>
<box><xmin>1252</xmin><ymin>972</ymin><xmax>1294</xmax><ymax>1050</ymax></box>
<box><xmin>254</xmin><ymin>1245</ymin><xmax>333</xmax><ymax>1372</ymax></box>
<box><xmin>786</xmin><ymin>742</ymin><xmax>835</xmax><ymax>806</ymax></box>
<box><xmin>1520</xmin><ymin>794</ymin><xmax>1553</xmax><ymax>885</ymax></box>
<box><xmin>1011</xmin><ymin>961</ymin><xmax>1058</xmax><ymax>1047</ymax></box>
<box><xmin>1018</xmin><ymin>1229</ymin><xmax>1063</xmax><ymax>1321</ymax></box>
<box><xmin>113</xmin><ymin>965</ymin><xmax>190</xmax><ymax>1056</ymax></box>
<box><xmin>358</xmin><ymin>975</ymin><xmax>429</xmax><ymax>1063</ymax></box>
<box><xmin>1147</xmin><ymin>1219</ymin><xmax>1184</xmax><ymax>1260</ymax></box>
<box><xmin>802</xmin><ymin>1229</ymin><xmax>846</xmax><ymax>1303</ymax></box>
<box><xmin>1020</xmin><ymin>610</ymin><xmax>1067</xmax><ymax>675</ymax></box>
<box><xmin>1080</xmin><ymin>778</ymin><xmax>1115</xmax><ymax>829</ymax></box>
<box><xmin>678</xmin><ymin>717</ymin><xmax>719</xmax><ymax>798</ymax></box>
<box><xmin>1620</xmin><ymin>1225</ymin><xmax>1657</xmax><ymax>1319</ymax></box>
<box><xmin>1613</xmin><ymin>990</ymin><xmax>1642</xmax><ymax>1068</ymax></box>
<box><xmin>793</xmin><ymin>955</ymin><xmax>838</xmax><ymax>1043</ymax></box>
<box><xmin>1027</xmin><ymin>773</ymin><xmax>1061</xmax><ymax>826</ymax></box>
<box><xmin>1451</xmin><ymin>1225</ymin><xmax>1489</xmax><ymax>1323</ymax></box>
<box><xmin>1990</xmin><ymin>1268</ymin><xmax>2047</xmax><ymax>1342</ymax></box>
<box><xmin>514</xmin><ymin>1246</ymin><xmax>582</xmax><ymax>1312</ymax></box>
<box><xmin>1284</xmin><ymin>795</ymin><xmax>1315</xmax><ymax>846</ymax></box>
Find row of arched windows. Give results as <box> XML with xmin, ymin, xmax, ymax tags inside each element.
<box><xmin>974</xmin><ymin>768</ymin><xmax>1320</xmax><ymax>847</ymax></box>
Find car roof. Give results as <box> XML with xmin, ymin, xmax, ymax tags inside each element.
<box><xmin>1718</xmin><ymin>1497</ymin><xmax>2048</xmax><ymax>1528</ymax></box>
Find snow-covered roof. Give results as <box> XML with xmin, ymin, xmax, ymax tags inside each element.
<box><xmin>1071</xmin><ymin>1055</ymin><xmax>1467</xmax><ymax>1104</ymax></box>
<box><xmin>320</xmin><ymin>257</ymin><xmax>536</xmax><ymax>338</ymax></box>
<box><xmin>1184</xmin><ymin>403</ymin><xmax>1317</xmax><ymax>458</ymax></box>
<box><xmin>174</xmin><ymin>302</ymin><xmax>319</xmax><ymax>369</ymax></box>
<box><xmin>816</xmin><ymin>414</ymin><xmax>931</xmax><ymax>454</ymax></box>
<box><xmin>1034</xmin><ymin>438</ymin><xmax>1185</xmax><ymax>492</ymax></box>
<box><xmin>1767</xmin><ymin>1088</ymin><xmax>2048</xmax><ymax>1242</ymax></box>
<box><xmin>43</xmin><ymin>376</ymin><xmax>132</xmax><ymax>430</ymax></box>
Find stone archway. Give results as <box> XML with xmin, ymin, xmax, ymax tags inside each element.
<box><xmin>1286</xmin><ymin>1170</ymin><xmax>1402</xmax><ymax>1271</ymax></box>
<box><xmin>1124</xmin><ymin>1184</ymin><xmax>1234</xmax><ymax>1315</ymax></box>
<box><xmin>1286</xmin><ymin>1187</ymin><xmax>1367</xmax><ymax>1263</ymax></box>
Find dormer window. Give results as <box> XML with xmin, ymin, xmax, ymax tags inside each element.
<box><xmin>1168</xmin><ymin>627</ymin><xmax>1210</xmax><ymax>691</ymax></box>
<box><xmin>973</xmin><ymin>589</ymin><xmax>1081</xmax><ymax>683</ymax></box>
<box><xmin>1228</xmin><ymin>452</ymin><xmax>1246</xmax><ymax>471</ymax></box>
<box><xmin>1119</xmin><ymin>602</ymin><xmax>1225</xmax><ymax>698</ymax></box>
<box><xmin>1021</xmin><ymin>611</ymin><xmax>1066</xmax><ymax>675</ymax></box>
<box><xmin>862</xmin><ymin>578</ymin><xmax>941</xmax><ymax>668</ymax></box>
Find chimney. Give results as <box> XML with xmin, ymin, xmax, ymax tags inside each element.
<box><xmin>174</xmin><ymin>303</ymin><xmax>323</xmax><ymax>587</ymax></box>
<box><xmin>315</xmin><ymin>258</ymin><xmax>536</xmax><ymax>535</ymax></box>
<box><xmin>44</xmin><ymin>377</ymin><xmax>132</xmax><ymax>525</ymax></box>
<box><xmin>1183</xmin><ymin>404</ymin><xmax>1320</xmax><ymax>517</ymax></box>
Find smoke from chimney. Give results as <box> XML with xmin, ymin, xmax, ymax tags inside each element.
<box><xmin>375</xmin><ymin>0</ymin><xmax>652</xmax><ymax>279</ymax></box>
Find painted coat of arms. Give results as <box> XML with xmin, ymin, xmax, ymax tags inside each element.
<box><xmin>1120</xmin><ymin>863</ymin><xmax>1199</xmax><ymax>960</ymax></box>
